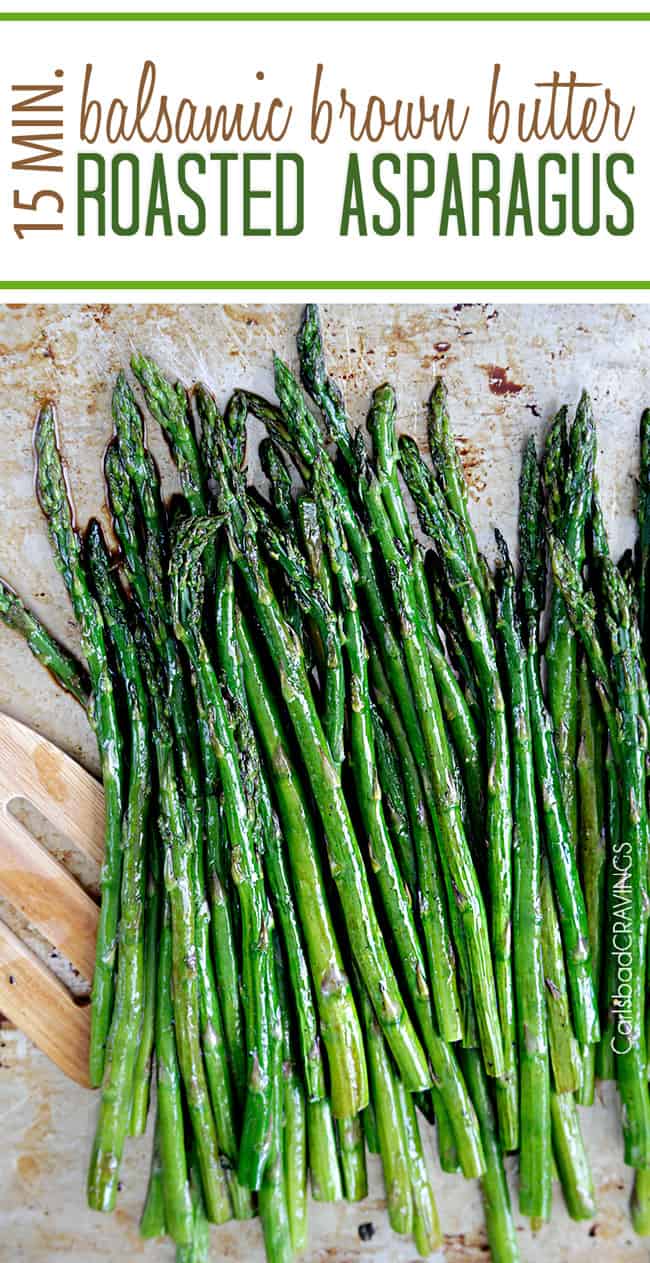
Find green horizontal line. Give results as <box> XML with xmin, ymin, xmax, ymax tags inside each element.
<box><xmin>1</xmin><ymin>10</ymin><xmax>648</xmax><ymax>19</ymax></box>
<box><xmin>0</xmin><ymin>280</ymin><xmax>647</xmax><ymax>291</ymax></box>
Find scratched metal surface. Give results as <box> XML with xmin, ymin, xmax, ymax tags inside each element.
<box><xmin>0</xmin><ymin>302</ymin><xmax>649</xmax><ymax>1262</ymax></box>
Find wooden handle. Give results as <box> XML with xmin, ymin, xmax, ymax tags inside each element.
<box><xmin>0</xmin><ymin>803</ymin><xmax>99</xmax><ymax>982</ymax></box>
<box><xmin>0</xmin><ymin>918</ymin><xmax>91</xmax><ymax>1087</ymax></box>
<box><xmin>0</xmin><ymin>711</ymin><xmax>104</xmax><ymax>865</ymax></box>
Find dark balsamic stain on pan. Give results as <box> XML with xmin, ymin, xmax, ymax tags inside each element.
<box><xmin>481</xmin><ymin>364</ymin><xmax>524</xmax><ymax>397</ymax></box>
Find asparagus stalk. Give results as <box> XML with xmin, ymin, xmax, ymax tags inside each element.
<box><xmin>337</xmin><ymin>1114</ymin><xmax>368</xmax><ymax>1202</ymax></box>
<box><xmin>638</xmin><ymin>407</ymin><xmax>650</xmax><ymax>648</ymax></box>
<box><xmin>550</xmin><ymin>1089</ymin><xmax>596</xmax><ymax>1221</ymax></box>
<box><xmin>0</xmin><ymin>576</ymin><xmax>90</xmax><ymax>705</ymax></box>
<box><xmin>264</xmin><ymin>359</ymin><xmax>500</xmax><ymax>1084</ymax></box>
<box><xmin>495</xmin><ymin>534</ymin><xmax>552</xmax><ymax>1222</ymax></box>
<box><xmin>170</xmin><ymin>517</ymin><xmax>275</xmax><ymax>1191</ymax></box>
<box><xmin>85</xmin><ymin>520</ymin><xmax>151</xmax><ymax>1213</ymax></box>
<box><xmin>155</xmin><ymin>896</ymin><xmax>193</xmax><ymax>1246</ymax></box>
<box><xmin>311</xmin><ymin>452</ymin><xmax>441</xmax><ymax>1087</ymax></box>
<box><xmin>274</xmin><ymin>368</ymin><xmax>484</xmax><ymax>1173</ymax></box>
<box><xmin>544</xmin><ymin>396</ymin><xmax>596</xmax><ymax>860</ymax></box>
<box><xmin>460</xmin><ymin>1049</ymin><xmax>521</xmax><ymax>1263</ymax></box>
<box><xmin>142</xmin><ymin>631</ymin><xmax>231</xmax><ymax>1224</ymax></box>
<box><xmin>236</xmin><ymin>608</ymin><xmax>367</xmax><ymax>1119</ymax></box>
<box><xmin>295</xmin><ymin>493</ymin><xmax>345</xmax><ymax>768</ymax></box>
<box><xmin>129</xmin><ymin>841</ymin><xmax>160</xmax><ymax>1136</ymax></box>
<box><xmin>249</xmin><ymin>489</ymin><xmax>345</xmax><ymax>776</ymax></box>
<box><xmin>259</xmin><ymin>980</ymin><xmax>292</xmax><ymax>1263</ymax></box>
<box><xmin>596</xmin><ymin>746</ymin><xmax>620</xmax><ymax>1082</ymax></box>
<box><xmin>399</xmin><ymin>429</ymin><xmax>516</xmax><ymax>1138</ymax></box>
<box><xmin>358</xmin><ymin>985</ymin><xmax>413</xmax><ymax>1237</ymax></box>
<box><xmin>34</xmin><ymin>403</ymin><xmax>123</xmax><ymax>1089</ymax></box>
<box><xmin>363</xmin><ymin>367</ymin><xmax>485</xmax><ymax>843</ymax></box>
<box><xmin>308</xmin><ymin>1099</ymin><xmax>344</xmax><ymax>1202</ymax></box>
<box><xmin>427</xmin><ymin>377</ymin><xmax>490</xmax><ymax>610</ymax></box>
<box><xmin>519</xmin><ymin>437</ymin><xmax>582</xmax><ymax>1092</ymax></box>
<box><xmin>631</xmin><ymin>1169</ymin><xmax>650</xmax><ymax>1236</ymax></box>
<box><xmin>550</xmin><ymin>540</ymin><xmax>650</xmax><ymax>1169</ymax></box>
<box><xmin>521</xmin><ymin>571</ymin><xmax>599</xmax><ymax>1047</ymax></box>
<box><xmin>368</xmin><ymin>642</ymin><xmax>464</xmax><ymax>1046</ymax></box>
<box><xmin>131</xmin><ymin>353</ymin><xmax>207</xmax><ymax>517</ymax></box>
<box><xmin>213</xmin><ymin>549</ymin><xmax>325</xmax><ymax>1105</ymax></box>
<box><xmin>371</xmin><ymin>701</ymin><xmax>418</xmax><ymax>894</ymax></box>
<box><xmin>398</xmin><ymin>1085</ymin><xmax>442</xmax><ymax>1256</ymax></box>
<box><xmin>260</xmin><ymin>436</ymin><xmax>294</xmax><ymax>527</ymax></box>
<box><xmin>111</xmin><ymin>378</ymin><xmax>249</xmax><ymax>1158</ymax></box>
<box><xmin>139</xmin><ymin>1114</ymin><xmax>166</xmax><ymax>1239</ymax></box>
<box><xmin>275</xmin><ymin>944</ymin><xmax>309</xmax><ymax>1253</ymax></box>
<box><xmin>205</xmin><ymin>399</ymin><xmax>429</xmax><ymax>1093</ymax></box>
<box><xmin>540</xmin><ymin>856</ymin><xmax>581</xmax><ymax>1095</ymax></box>
<box><xmin>576</xmin><ymin>657</ymin><xmax>607</xmax><ymax>1105</ymax></box>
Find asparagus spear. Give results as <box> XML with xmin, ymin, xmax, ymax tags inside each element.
<box><xmin>427</xmin><ymin>376</ymin><xmax>490</xmax><ymax>610</ymax></box>
<box><xmin>139</xmin><ymin>1113</ymin><xmax>166</xmax><ymax>1239</ymax></box>
<box><xmin>638</xmin><ymin>407</ymin><xmax>650</xmax><ymax>647</ymax></box>
<box><xmin>399</xmin><ymin>429</ymin><xmax>516</xmax><ymax>1142</ymax></box>
<box><xmin>129</xmin><ymin>841</ymin><xmax>161</xmax><ymax>1136</ymax></box>
<box><xmin>249</xmin><ymin>489</ymin><xmax>345</xmax><ymax>775</ymax></box>
<box><xmin>596</xmin><ymin>745</ymin><xmax>620</xmax><ymax>1083</ymax></box>
<box><xmin>460</xmin><ymin>1049</ymin><xmax>521</xmax><ymax>1263</ymax></box>
<box><xmin>368</xmin><ymin>642</ymin><xmax>464</xmax><ymax>1046</ymax></box>
<box><xmin>308</xmin><ymin>1099</ymin><xmax>344</xmax><ymax>1202</ymax></box>
<box><xmin>275</xmin><ymin>944</ymin><xmax>309</xmax><ymax>1253</ymax></box>
<box><xmin>371</xmin><ymin>701</ymin><xmax>418</xmax><ymax>894</ymax></box>
<box><xmin>426</xmin><ymin>552</ymin><xmax>483</xmax><ymax>729</ymax></box>
<box><xmin>576</xmin><ymin>657</ymin><xmax>607</xmax><ymax>1105</ymax></box>
<box><xmin>519</xmin><ymin>437</ymin><xmax>582</xmax><ymax>1093</ymax></box>
<box><xmin>311</xmin><ymin>451</ymin><xmax>441</xmax><ymax>1089</ymax></box>
<box><xmin>267</xmin><ymin>365</ymin><xmax>485</xmax><ymax>1172</ymax></box>
<box><xmin>111</xmin><ymin>379</ymin><xmax>249</xmax><ymax>1148</ymax></box>
<box><xmin>517</xmin><ymin>560</ymin><xmax>599</xmax><ymax>1046</ymax></box>
<box><xmin>205</xmin><ymin>402</ymin><xmax>429</xmax><ymax>1093</ymax></box>
<box><xmin>131</xmin><ymin>353</ymin><xmax>207</xmax><ymax>517</ymax></box>
<box><xmin>236</xmin><ymin>608</ymin><xmax>368</xmax><ymax>1119</ymax></box>
<box><xmin>265</xmin><ymin>358</ymin><xmax>501</xmax><ymax>1084</ymax></box>
<box><xmin>550</xmin><ymin>1089</ymin><xmax>596</xmax><ymax>1221</ymax></box>
<box><xmin>34</xmin><ymin>403</ymin><xmax>123</xmax><ymax>1088</ymax></box>
<box><xmin>259</xmin><ymin>976</ymin><xmax>292</xmax><ymax>1263</ymax></box>
<box><xmin>295</xmin><ymin>493</ymin><xmax>345</xmax><ymax>768</ymax></box>
<box><xmin>139</xmin><ymin>627</ymin><xmax>231</xmax><ymax>1224</ymax></box>
<box><xmin>170</xmin><ymin>516</ymin><xmax>276</xmax><ymax>1191</ymax></box>
<box><xmin>631</xmin><ymin>1169</ymin><xmax>650</xmax><ymax>1236</ymax></box>
<box><xmin>540</xmin><ymin>406</ymin><xmax>569</xmax><ymax>532</ymax></box>
<box><xmin>214</xmin><ymin>549</ymin><xmax>325</xmax><ymax>1105</ymax></box>
<box><xmin>85</xmin><ymin>520</ymin><xmax>151</xmax><ymax>1213</ymax></box>
<box><xmin>434</xmin><ymin>1092</ymin><xmax>461</xmax><ymax>1174</ymax></box>
<box><xmin>0</xmin><ymin>576</ymin><xmax>90</xmax><ymax>705</ymax></box>
<box><xmin>358</xmin><ymin>985</ymin><xmax>413</xmax><ymax>1238</ymax></box>
<box><xmin>155</xmin><ymin>896</ymin><xmax>193</xmax><ymax>1246</ymax></box>
<box><xmin>363</xmin><ymin>364</ymin><xmax>485</xmax><ymax>843</ymax></box>
<box><xmin>260</xmin><ymin>436</ymin><xmax>294</xmax><ymax>528</ymax></box>
<box><xmin>495</xmin><ymin>534</ymin><xmax>552</xmax><ymax>1222</ymax></box>
<box><xmin>544</xmin><ymin>394</ymin><xmax>596</xmax><ymax>869</ymax></box>
<box><xmin>550</xmin><ymin>540</ymin><xmax>650</xmax><ymax>1169</ymax></box>
<box><xmin>398</xmin><ymin>1085</ymin><xmax>442</xmax><ymax>1256</ymax></box>
<box><xmin>540</xmin><ymin>856</ymin><xmax>581</xmax><ymax>1095</ymax></box>
<box><xmin>337</xmin><ymin>1114</ymin><xmax>368</xmax><ymax>1202</ymax></box>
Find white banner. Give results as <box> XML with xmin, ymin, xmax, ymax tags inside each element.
<box><xmin>0</xmin><ymin>11</ymin><xmax>647</xmax><ymax>289</ymax></box>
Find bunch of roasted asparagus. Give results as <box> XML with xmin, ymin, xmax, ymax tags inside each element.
<box><xmin>2</xmin><ymin>305</ymin><xmax>650</xmax><ymax>1262</ymax></box>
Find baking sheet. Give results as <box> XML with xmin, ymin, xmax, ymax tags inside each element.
<box><xmin>0</xmin><ymin>302</ymin><xmax>649</xmax><ymax>1262</ymax></box>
